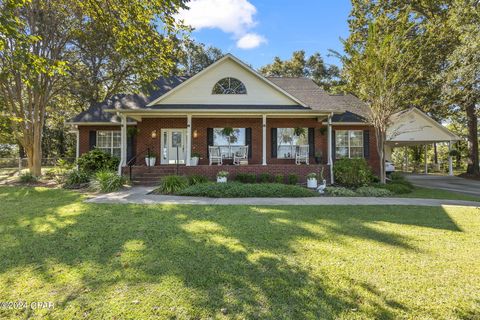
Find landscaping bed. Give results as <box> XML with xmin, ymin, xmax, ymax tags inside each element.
<box><xmin>176</xmin><ymin>182</ymin><xmax>318</xmax><ymax>198</ymax></box>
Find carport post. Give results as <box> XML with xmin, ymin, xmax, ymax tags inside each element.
<box><xmin>424</xmin><ymin>144</ymin><xmax>428</xmax><ymax>174</ymax></box>
<box><xmin>448</xmin><ymin>141</ymin><xmax>454</xmax><ymax>176</ymax></box>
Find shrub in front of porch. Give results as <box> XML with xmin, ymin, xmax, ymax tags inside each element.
<box><xmin>77</xmin><ymin>149</ymin><xmax>120</xmax><ymax>173</ymax></box>
<box><xmin>333</xmin><ymin>158</ymin><xmax>373</xmax><ymax>188</ymax></box>
<box><xmin>177</xmin><ymin>182</ymin><xmax>318</xmax><ymax>198</ymax></box>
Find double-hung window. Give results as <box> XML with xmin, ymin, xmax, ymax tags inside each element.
<box><xmin>277</xmin><ymin>128</ymin><xmax>308</xmax><ymax>159</ymax></box>
<box><xmin>96</xmin><ymin>131</ymin><xmax>121</xmax><ymax>158</ymax></box>
<box><xmin>335</xmin><ymin>130</ymin><xmax>364</xmax><ymax>159</ymax></box>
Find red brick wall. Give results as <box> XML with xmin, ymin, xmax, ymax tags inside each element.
<box><xmin>78</xmin><ymin>119</ymin><xmax>380</xmax><ymax>175</ymax></box>
<box><xmin>125</xmin><ymin>164</ymin><xmax>330</xmax><ymax>183</ymax></box>
<box><xmin>135</xmin><ymin>118</ymin><xmax>187</xmax><ymax>157</ymax></box>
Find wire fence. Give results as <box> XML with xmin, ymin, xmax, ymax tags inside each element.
<box><xmin>0</xmin><ymin>158</ymin><xmax>76</xmax><ymax>169</ymax></box>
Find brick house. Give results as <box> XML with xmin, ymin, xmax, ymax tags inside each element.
<box><xmin>68</xmin><ymin>54</ymin><xmax>458</xmax><ymax>184</ymax></box>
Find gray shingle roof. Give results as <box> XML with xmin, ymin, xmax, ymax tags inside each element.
<box><xmin>69</xmin><ymin>75</ymin><xmax>370</xmax><ymax>123</ymax></box>
<box><xmin>69</xmin><ymin>76</ymin><xmax>189</xmax><ymax>123</ymax></box>
<box><xmin>267</xmin><ymin>77</ymin><xmax>370</xmax><ymax>121</ymax></box>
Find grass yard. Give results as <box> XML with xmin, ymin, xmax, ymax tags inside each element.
<box><xmin>399</xmin><ymin>187</ymin><xmax>480</xmax><ymax>202</ymax></box>
<box><xmin>0</xmin><ymin>187</ymin><xmax>479</xmax><ymax>319</ymax></box>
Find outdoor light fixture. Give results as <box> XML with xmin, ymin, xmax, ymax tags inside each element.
<box><xmin>151</xmin><ymin>130</ymin><xmax>157</xmax><ymax>139</ymax></box>
<box><xmin>193</xmin><ymin>130</ymin><xmax>198</xmax><ymax>138</ymax></box>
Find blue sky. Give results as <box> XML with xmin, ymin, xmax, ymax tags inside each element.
<box><xmin>177</xmin><ymin>0</ymin><xmax>352</xmax><ymax>69</ymax></box>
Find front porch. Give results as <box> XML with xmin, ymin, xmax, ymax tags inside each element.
<box><xmin>124</xmin><ymin>163</ymin><xmax>330</xmax><ymax>185</ymax></box>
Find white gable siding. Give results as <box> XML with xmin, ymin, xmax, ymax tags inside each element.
<box><xmin>158</xmin><ymin>59</ymin><xmax>298</xmax><ymax>105</ymax></box>
<box><xmin>387</xmin><ymin>109</ymin><xmax>456</xmax><ymax>143</ymax></box>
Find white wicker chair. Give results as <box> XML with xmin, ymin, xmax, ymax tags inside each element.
<box><xmin>209</xmin><ymin>146</ymin><xmax>223</xmax><ymax>165</ymax></box>
<box><xmin>233</xmin><ymin>145</ymin><xmax>248</xmax><ymax>165</ymax></box>
<box><xmin>295</xmin><ymin>145</ymin><xmax>309</xmax><ymax>165</ymax></box>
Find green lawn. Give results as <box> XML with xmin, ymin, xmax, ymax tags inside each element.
<box><xmin>0</xmin><ymin>187</ymin><xmax>479</xmax><ymax>319</ymax></box>
<box><xmin>398</xmin><ymin>187</ymin><xmax>480</xmax><ymax>202</ymax></box>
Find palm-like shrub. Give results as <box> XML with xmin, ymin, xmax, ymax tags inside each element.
<box><xmin>90</xmin><ymin>170</ymin><xmax>126</xmax><ymax>193</ymax></box>
<box><xmin>158</xmin><ymin>175</ymin><xmax>188</xmax><ymax>194</ymax></box>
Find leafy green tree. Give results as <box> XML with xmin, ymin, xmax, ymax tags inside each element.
<box><xmin>441</xmin><ymin>0</ymin><xmax>480</xmax><ymax>174</ymax></box>
<box><xmin>339</xmin><ymin>11</ymin><xmax>422</xmax><ymax>183</ymax></box>
<box><xmin>176</xmin><ymin>40</ymin><xmax>224</xmax><ymax>76</ymax></box>
<box><xmin>259</xmin><ymin>50</ymin><xmax>343</xmax><ymax>91</ymax></box>
<box><xmin>0</xmin><ymin>0</ymin><xmax>188</xmax><ymax>176</ymax></box>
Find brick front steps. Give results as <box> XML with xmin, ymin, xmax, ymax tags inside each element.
<box><xmin>125</xmin><ymin>164</ymin><xmax>330</xmax><ymax>186</ymax></box>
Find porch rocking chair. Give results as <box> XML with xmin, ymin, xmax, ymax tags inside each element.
<box><xmin>233</xmin><ymin>145</ymin><xmax>249</xmax><ymax>165</ymax></box>
<box><xmin>209</xmin><ymin>146</ymin><xmax>223</xmax><ymax>166</ymax></box>
<box><xmin>295</xmin><ymin>145</ymin><xmax>309</xmax><ymax>165</ymax></box>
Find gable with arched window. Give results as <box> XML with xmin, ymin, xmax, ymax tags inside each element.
<box><xmin>212</xmin><ymin>77</ymin><xmax>247</xmax><ymax>94</ymax></box>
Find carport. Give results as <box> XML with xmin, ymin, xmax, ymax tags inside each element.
<box><xmin>385</xmin><ymin>108</ymin><xmax>461</xmax><ymax>176</ymax></box>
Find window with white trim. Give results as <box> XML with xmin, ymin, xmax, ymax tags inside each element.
<box><xmin>335</xmin><ymin>130</ymin><xmax>363</xmax><ymax>159</ymax></box>
<box><xmin>212</xmin><ymin>77</ymin><xmax>247</xmax><ymax>94</ymax></box>
<box><xmin>96</xmin><ymin>131</ymin><xmax>121</xmax><ymax>158</ymax></box>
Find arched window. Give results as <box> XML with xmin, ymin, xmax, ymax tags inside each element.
<box><xmin>212</xmin><ymin>77</ymin><xmax>247</xmax><ymax>94</ymax></box>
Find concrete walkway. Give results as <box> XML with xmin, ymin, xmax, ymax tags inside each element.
<box><xmin>85</xmin><ymin>187</ymin><xmax>480</xmax><ymax>207</ymax></box>
<box><xmin>406</xmin><ymin>174</ymin><xmax>480</xmax><ymax>197</ymax></box>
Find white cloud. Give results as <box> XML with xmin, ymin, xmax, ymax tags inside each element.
<box><xmin>176</xmin><ymin>0</ymin><xmax>266</xmax><ymax>49</ymax></box>
<box><xmin>236</xmin><ymin>33</ymin><xmax>267</xmax><ymax>49</ymax></box>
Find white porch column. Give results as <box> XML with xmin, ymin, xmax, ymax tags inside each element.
<box><xmin>448</xmin><ymin>141</ymin><xmax>454</xmax><ymax>176</ymax></box>
<box><xmin>327</xmin><ymin>113</ymin><xmax>334</xmax><ymax>184</ymax></box>
<box><xmin>424</xmin><ymin>144</ymin><xmax>428</xmax><ymax>174</ymax></box>
<box><xmin>186</xmin><ymin>114</ymin><xmax>192</xmax><ymax>166</ymax></box>
<box><xmin>262</xmin><ymin>114</ymin><xmax>267</xmax><ymax>165</ymax></box>
<box><xmin>75</xmin><ymin>129</ymin><xmax>79</xmax><ymax>160</ymax></box>
<box><xmin>118</xmin><ymin>114</ymin><xmax>127</xmax><ymax>175</ymax></box>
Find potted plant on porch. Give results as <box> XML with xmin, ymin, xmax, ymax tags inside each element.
<box><xmin>191</xmin><ymin>152</ymin><xmax>201</xmax><ymax>166</ymax></box>
<box><xmin>306</xmin><ymin>172</ymin><xmax>318</xmax><ymax>189</ymax></box>
<box><xmin>217</xmin><ymin>171</ymin><xmax>229</xmax><ymax>183</ymax></box>
<box><xmin>145</xmin><ymin>149</ymin><xmax>157</xmax><ymax>167</ymax></box>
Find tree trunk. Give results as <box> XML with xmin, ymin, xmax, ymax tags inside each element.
<box><xmin>433</xmin><ymin>142</ymin><xmax>438</xmax><ymax>164</ymax></box>
<box><xmin>465</xmin><ymin>103</ymin><xmax>479</xmax><ymax>175</ymax></box>
<box><xmin>375</xmin><ymin>127</ymin><xmax>386</xmax><ymax>183</ymax></box>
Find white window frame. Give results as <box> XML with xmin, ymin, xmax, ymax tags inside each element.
<box><xmin>335</xmin><ymin>130</ymin><xmax>364</xmax><ymax>159</ymax></box>
<box><xmin>96</xmin><ymin>130</ymin><xmax>121</xmax><ymax>158</ymax></box>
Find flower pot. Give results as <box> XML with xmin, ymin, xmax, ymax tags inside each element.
<box><xmin>217</xmin><ymin>176</ymin><xmax>227</xmax><ymax>183</ymax></box>
<box><xmin>145</xmin><ymin>157</ymin><xmax>156</xmax><ymax>166</ymax></box>
<box><xmin>315</xmin><ymin>157</ymin><xmax>322</xmax><ymax>164</ymax></box>
<box><xmin>191</xmin><ymin>157</ymin><xmax>199</xmax><ymax>166</ymax></box>
<box><xmin>307</xmin><ymin>178</ymin><xmax>317</xmax><ymax>189</ymax></box>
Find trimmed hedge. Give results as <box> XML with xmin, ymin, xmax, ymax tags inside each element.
<box><xmin>325</xmin><ymin>187</ymin><xmax>358</xmax><ymax>197</ymax></box>
<box><xmin>234</xmin><ymin>173</ymin><xmax>257</xmax><ymax>183</ymax></box>
<box><xmin>333</xmin><ymin>158</ymin><xmax>372</xmax><ymax>188</ymax></box>
<box><xmin>356</xmin><ymin>186</ymin><xmax>392</xmax><ymax>197</ymax></box>
<box><xmin>287</xmin><ymin>174</ymin><xmax>299</xmax><ymax>185</ymax></box>
<box><xmin>177</xmin><ymin>182</ymin><xmax>318</xmax><ymax>198</ymax></box>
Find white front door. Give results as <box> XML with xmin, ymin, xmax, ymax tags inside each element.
<box><xmin>161</xmin><ymin>129</ymin><xmax>187</xmax><ymax>164</ymax></box>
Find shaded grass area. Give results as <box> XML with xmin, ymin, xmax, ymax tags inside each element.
<box><xmin>0</xmin><ymin>186</ymin><xmax>479</xmax><ymax>319</ymax></box>
<box><xmin>176</xmin><ymin>182</ymin><xmax>318</xmax><ymax>198</ymax></box>
<box><xmin>396</xmin><ymin>187</ymin><xmax>480</xmax><ymax>202</ymax></box>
